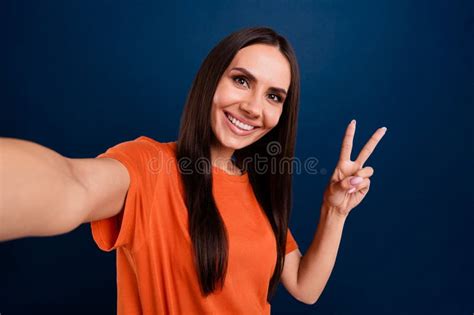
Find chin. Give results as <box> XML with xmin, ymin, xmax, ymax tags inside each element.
<box><xmin>218</xmin><ymin>136</ymin><xmax>253</xmax><ymax>151</ymax></box>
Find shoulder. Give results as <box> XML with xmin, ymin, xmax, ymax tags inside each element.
<box><xmin>104</xmin><ymin>136</ymin><xmax>177</xmax><ymax>159</ymax></box>
<box><xmin>134</xmin><ymin>136</ymin><xmax>177</xmax><ymax>157</ymax></box>
<box><xmin>125</xmin><ymin>136</ymin><xmax>178</xmax><ymax>175</ymax></box>
<box><xmin>96</xmin><ymin>136</ymin><xmax>178</xmax><ymax>178</ymax></box>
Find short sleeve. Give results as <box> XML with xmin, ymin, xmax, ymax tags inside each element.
<box><xmin>285</xmin><ymin>228</ymin><xmax>299</xmax><ymax>255</ymax></box>
<box><xmin>90</xmin><ymin>136</ymin><xmax>160</xmax><ymax>252</ymax></box>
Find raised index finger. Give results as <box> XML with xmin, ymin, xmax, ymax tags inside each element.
<box><xmin>355</xmin><ymin>127</ymin><xmax>387</xmax><ymax>166</ymax></box>
<box><xmin>339</xmin><ymin>119</ymin><xmax>356</xmax><ymax>161</ymax></box>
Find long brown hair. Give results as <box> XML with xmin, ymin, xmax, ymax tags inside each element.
<box><xmin>177</xmin><ymin>26</ymin><xmax>300</xmax><ymax>302</ymax></box>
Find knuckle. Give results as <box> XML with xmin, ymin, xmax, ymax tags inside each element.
<box><xmin>342</xmin><ymin>143</ymin><xmax>351</xmax><ymax>150</ymax></box>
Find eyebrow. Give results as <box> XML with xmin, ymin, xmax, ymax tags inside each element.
<box><xmin>230</xmin><ymin>67</ymin><xmax>288</xmax><ymax>96</ymax></box>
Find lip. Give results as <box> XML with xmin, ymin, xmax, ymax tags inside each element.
<box><xmin>223</xmin><ymin>111</ymin><xmax>260</xmax><ymax>136</ymax></box>
<box><xmin>224</xmin><ymin>111</ymin><xmax>261</xmax><ymax>128</ymax></box>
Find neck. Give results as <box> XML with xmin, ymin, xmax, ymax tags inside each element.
<box><xmin>210</xmin><ymin>140</ymin><xmax>241</xmax><ymax>175</ymax></box>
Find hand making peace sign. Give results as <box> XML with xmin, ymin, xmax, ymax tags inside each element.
<box><xmin>322</xmin><ymin>120</ymin><xmax>387</xmax><ymax>217</ymax></box>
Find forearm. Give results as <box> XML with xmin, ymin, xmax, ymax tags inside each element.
<box><xmin>297</xmin><ymin>203</ymin><xmax>347</xmax><ymax>304</ymax></box>
<box><xmin>0</xmin><ymin>138</ymin><xmax>85</xmax><ymax>241</ymax></box>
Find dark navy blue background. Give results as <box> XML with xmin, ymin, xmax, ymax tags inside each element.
<box><xmin>1</xmin><ymin>1</ymin><xmax>473</xmax><ymax>314</ymax></box>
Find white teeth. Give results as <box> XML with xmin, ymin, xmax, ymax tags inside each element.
<box><xmin>226</xmin><ymin>113</ymin><xmax>255</xmax><ymax>131</ymax></box>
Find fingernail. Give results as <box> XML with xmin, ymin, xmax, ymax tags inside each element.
<box><xmin>351</xmin><ymin>119</ymin><xmax>356</xmax><ymax>125</ymax></box>
<box><xmin>381</xmin><ymin>127</ymin><xmax>387</xmax><ymax>132</ymax></box>
<box><xmin>348</xmin><ymin>187</ymin><xmax>356</xmax><ymax>193</ymax></box>
<box><xmin>350</xmin><ymin>176</ymin><xmax>363</xmax><ymax>186</ymax></box>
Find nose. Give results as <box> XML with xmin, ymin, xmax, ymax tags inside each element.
<box><xmin>239</xmin><ymin>95</ymin><xmax>262</xmax><ymax>120</ymax></box>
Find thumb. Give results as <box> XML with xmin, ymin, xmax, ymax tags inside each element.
<box><xmin>338</xmin><ymin>176</ymin><xmax>364</xmax><ymax>191</ymax></box>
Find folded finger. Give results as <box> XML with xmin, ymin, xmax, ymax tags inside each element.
<box><xmin>348</xmin><ymin>178</ymin><xmax>370</xmax><ymax>193</ymax></box>
<box><xmin>354</xmin><ymin>166</ymin><xmax>374</xmax><ymax>178</ymax></box>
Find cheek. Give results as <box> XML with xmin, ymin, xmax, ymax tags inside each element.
<box><xmin>212</xmin><ymin>91</ymin><xmax>221</xmax><ymax>107</ymax></box>
<box><xmin>263</xmin><ymin>107</ymin><xmax>284</xmax><ymax>128</ymax></box>
<box><xmin>211</xmin><ymin>89</ymin><xmax>224</xmax><ymax>125</ymax></box>
<box><xmin>214</xmin><ymin>83</ymin><xmax>242</xmax><ymax>107</ymax></box>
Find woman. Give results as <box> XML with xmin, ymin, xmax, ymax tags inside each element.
<box><xmin>0</xmin><ymin>27</ymin><xmax>387</xmax><ymax>314</ymax></box>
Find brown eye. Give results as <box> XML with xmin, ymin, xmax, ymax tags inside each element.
<box><xmin>269</xmin><ymin>94</ymin><xmax>283</xmax><ymax>103</ymax></box>
<box><xmin>233</xmin><ymin>76</ymin><xmax>249</xmax><ymax>88</ymax></box>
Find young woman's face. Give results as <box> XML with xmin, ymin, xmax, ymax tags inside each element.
<box><xmin>211</xmin><ymin>44</ymin><xmax>291</xmax><ymax>151</ymax></box>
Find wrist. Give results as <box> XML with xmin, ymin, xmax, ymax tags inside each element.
<box><xmin>320</xmin><ymin>202</ymin><xmax>348</xmax><ymax>224</ymax></box>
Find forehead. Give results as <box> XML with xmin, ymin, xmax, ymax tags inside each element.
<box><xmin>228</xmin><ymin>44</ymin><xmax>291</xmax><ymax>90</ymax></box>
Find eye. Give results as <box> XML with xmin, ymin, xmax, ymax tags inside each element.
<box><xmin>232</xmin><ymin>76</ymin><xmax>249</xmax><ymax>88</ymax></box>
<box><xmin>232</xmin><ymin>75</ymin><xmax>284</xmax><ymax>103</ymax></box>
<box><xmin>268</xmin><ymin>94</ymin><xmax>283</xmax><ymax>103</ymax></box>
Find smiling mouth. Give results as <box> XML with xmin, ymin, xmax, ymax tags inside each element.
<box><xmin>225</xmin><ymin>112</ymin><xmax>258</xmax><ymax>131</ymax></box>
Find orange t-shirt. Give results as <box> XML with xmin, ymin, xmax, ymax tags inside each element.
<box><xmin>91</xmin><ymin>136</ymin><xmax>299</xmax><ymax>315</ymax></box>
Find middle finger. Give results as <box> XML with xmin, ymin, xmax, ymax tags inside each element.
<box><xmin>355</xmin><ymin>127</ymin><xmax>387</xmax><ymax>166</ymax></box>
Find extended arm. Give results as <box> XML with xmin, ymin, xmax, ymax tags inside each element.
<box><xmin>0</xmin><ymin>137</ymin><xmax>129</xmax><ymax>241</ymax></box>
